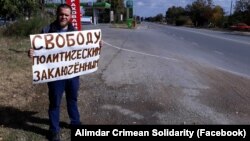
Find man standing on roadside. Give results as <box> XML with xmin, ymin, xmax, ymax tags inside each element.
<box><xmin>28</xmin><ymin>4</ymin><xmax>81</xmax><ymax>141</ymax></box>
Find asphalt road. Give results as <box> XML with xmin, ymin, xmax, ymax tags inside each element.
<box><xmin>143</xmin><ymin>22</ymin><xmax>250</xmax><ymax>77</ymax></box>
<box><xmin>71</xmin><ymin>23</ymin><xmax>250</xmax><ymax>125</ymax></box>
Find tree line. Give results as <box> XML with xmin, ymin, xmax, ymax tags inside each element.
<box><xmin>0</xmin><ymin>0</ymin><xmax>50</xmax><ymax>37</ymax></box>
<box><xmin>0</xmin><ymin>0</ymin><xmax>127</xmax><ymax>36</ymax></box>
<box><xmin>145</xmin><ymin>0</ymin><xmax>250</xmax><ymax>28</ymax></box>
<box><xmin>0</xmin><ymin>0</ymin><xmax>129</xmax><ymax>23</ymax></box>
<box><xmin>96</xmin><ymin>0</ymin><xmax>128</xmax><ymax>23</ymax></box>
<box><xmin>0</xmin><ymin>0</ymin><xmax>46</xmax><ymax>21</ymax></box>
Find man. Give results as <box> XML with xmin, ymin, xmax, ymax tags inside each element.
<box><xmin>29</xmin><ymin>4</ymin><xmax>81</xmax><ymax>141</ymax></box>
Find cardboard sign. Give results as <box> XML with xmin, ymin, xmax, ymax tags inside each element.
<box><xmin>30</xmin><ymin>29</ymin><xmax>102</xmax><ymax>84</ymax></box>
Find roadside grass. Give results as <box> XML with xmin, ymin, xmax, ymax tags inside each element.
<box><xmin>111</xmin><ymin>23</ymin><xmax>128</xmax><ymax>29</ymax></box>
<box><xmin>0</xmin><ymin>33</ymin><xmax>48</xmax><ymax>141</ymax></box>
<box><xmin>0</xmin><ymin>35</ymin><xmax>34</xmax><ymax>107</ymax></box>
<box><xmin>110</xmin><ymin>23</ymin><xmax>138</xmax><ymax>29</ymax></box>
<box><xmin>0</xmin><ymin>15</ymin><xmax>74</xmax><ymax>139</ymax></box>
<box><xmin>3</xmin><ymin>130</ymin><xmax>42</xmax><ymax>141</ymax></box>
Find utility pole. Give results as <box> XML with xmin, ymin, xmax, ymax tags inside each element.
<box><xmin>230</xmin><ymin>0</ymin><xmax>233</xmax><ymax>16</ymax></box>
<box><xmin>126</xmin><ymin>0</ymin><xmax>133</xmax><ymax>19</ymax></box>
<box><xmin>228</xmin><ymin>0</ymin><xmax>233</xmax><ymax>25</ymax></box>
<box><xmin>109</xmin><ymin>0</ymin><xmax>114</xmax><ymax>23</ymax></box>
<box><xmin>126</xmin><ymin>3</ymin><xmax>129</xmax><ymax>20</ymax></box>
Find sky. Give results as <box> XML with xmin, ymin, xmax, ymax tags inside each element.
<box><xmin>133</xmin><ymin>0</ymin><xmax>237</xmax><ymax>17</ymax></box>
<box><xmin>48</xmin><ymin>0</ymin><xmax>236</xmax><ymax>17</ymax></box>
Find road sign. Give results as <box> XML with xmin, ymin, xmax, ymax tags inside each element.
<box><xmin>126</xmin><ymin>0</ymin><xmax>133</xmax><ymax>8</ymax></box>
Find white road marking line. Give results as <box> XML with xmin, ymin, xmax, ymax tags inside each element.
<box><xmin>168</xmin><ymin>26</ymin><xmax>250</xmax><ymax>45</ymax></box>
<box><xmin>103</xmin><ymin>41</ymin><xmax>179</xmax><ymax>62</ymax></box>
<box><xmin>215</xmin><ymin>66</ymin><xmax>250</xmax><ymax>79</ymax></box>
<box><xmin>101</xmin><ymin>104</ymin><xmax>144</xmax><ymax>120</ymax></box>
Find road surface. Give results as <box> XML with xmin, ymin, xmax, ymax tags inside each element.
<box><xmin>70</xmin><ymin>23</ymin><xmax>250</xmax><ymax>125</ymax></box>
<box><xmin>143</xmin><ymin>22</ymin><xmax>250</xmax><ymax>77</ymax></box>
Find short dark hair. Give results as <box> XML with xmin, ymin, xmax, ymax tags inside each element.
<box><xmin>56</xmin><ymin>4</ymin><xmax>72</xmax><ymax>15</ymax></box>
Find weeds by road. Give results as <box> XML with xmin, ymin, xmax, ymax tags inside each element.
<box><xmin>0</xmin><ymin>35</ymin><xmax>49</xmax><ymax>141</ymax></box>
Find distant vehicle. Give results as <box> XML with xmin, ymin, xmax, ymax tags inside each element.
<box><xmin>230</xmin><ymin>23</ymin><xmax>250</xmax><ymax>31</ymax></box>
<box><xmin>81</xmin><ymin>16</ymin><xmax>92</xmax><ymax>25</ymax></box>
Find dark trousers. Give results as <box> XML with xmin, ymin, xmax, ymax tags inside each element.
<box><xmin>47</xmin><ymin>76</ymin><xmax>80</xmax><ymax>133</ymax></box>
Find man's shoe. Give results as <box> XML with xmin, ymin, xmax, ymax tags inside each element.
<box><xmin>49</xmin><ymin>131</ymin><xmax>60</xmax><ymax>141</ymax></box>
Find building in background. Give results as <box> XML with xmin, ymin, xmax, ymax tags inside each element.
<box><xmin>44</xmin><ymin>0</ymin><xmax>111</xmax><ymax>24</ymax></box>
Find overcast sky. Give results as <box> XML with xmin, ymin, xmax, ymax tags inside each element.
<box><xmin>133</xmin><ymin>0</ymin><xmax>237</xmax><ymax>17</ymax></box>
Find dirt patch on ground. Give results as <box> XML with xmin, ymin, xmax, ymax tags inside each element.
<box><xmin>0</xmin><ymin>37</ymin><xmax>46</xmax><ymax>108</ymax></box>
<box><xmin>183</xmin><ymin>61</ymin><xmax>250</xmax><ymax>124</ymax></box>
<box><xmin>0</xmin><ymin>37</ymin><xmax>48</xmax><ymax>141</ymax></box>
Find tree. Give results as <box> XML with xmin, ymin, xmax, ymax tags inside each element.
<box><xmin>155</xmin><ymin>14</ymin><xmax>164</xmax><ymax>22</ymax></box>
<box><xmin>235</xmin><ymin>0</ymin><xmax>250</xmax><ymax>12</ymax></box>
<box><xmin>0</xmin><ymin>0</ymin><xmax>39</xmax><ymax>20</ymax></box>
<box><xmin>186</xmin><ymin>0</ymin><xmax>213</xmax><ymax>27</ymax></box>
<box><xmin>211</xmin><ymin>5</ymin><xmax>224</xmax><ymax>27</ymax></box>
<box><xmin>232</xmin><ymin>0</ymin><xmax>250</xmax><ymax>25</ymax></box>
<box><xmin>166</xmin><ymin>6</ymin><xmax>185</xmax><ymax>25</ymax></box>
<box><xmin>0</xmin><ymin>0</ymin><xmax>19</xmax><ymax>20</ymax></box>
<box><xmin>20</xmin><ymin>0</ymin><xmax>39</xmax><ymax>19</ymax></box>
<box><xmin>97</xmin><ymin>0</ymin><xmax>126</xmax><ymax>23</ymax></box>
<box><xmin>111</xmin><ymin>0</ymin><xmax>126</xmax><ymax>22</ymax></box>
<box><xmin>144</xmin><ymin>13</ymin><xmax>164</xmax><ymax>22</ymax></box>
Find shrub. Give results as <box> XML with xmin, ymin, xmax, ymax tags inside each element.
<box><xmin>176</xmin><ymin>16</ymin><xmax>189</xmax><ymax>26</ymax></box>
<box><xmin>2</xmin><ymin>15</ymin><xmax>52</xmax><ymax>37</ymax></box>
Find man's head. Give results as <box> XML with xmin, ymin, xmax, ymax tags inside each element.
<box><xmin>56</xmin><ymin>4</ymin><xmax>72</xmax><ymax>29</ymax></box>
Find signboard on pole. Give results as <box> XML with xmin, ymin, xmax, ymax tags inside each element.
<box><xmin>120</xmin><ymin>14</ymin><xmax>123</xmax><ymax>22</ymax></box>
<box><xmin>66</xmin><ymin>0</ymin><xmax>82</xmax><ymax>30</ymax></box>
<box><xmin>126</xmin><ymin>0</ymin><xmax>133</xmax><ymax>8</ymax></box>
<box><xmin>110</xmin><ymin>10</ymin><xmax>114</xmax><ymax>22</ymax></box>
